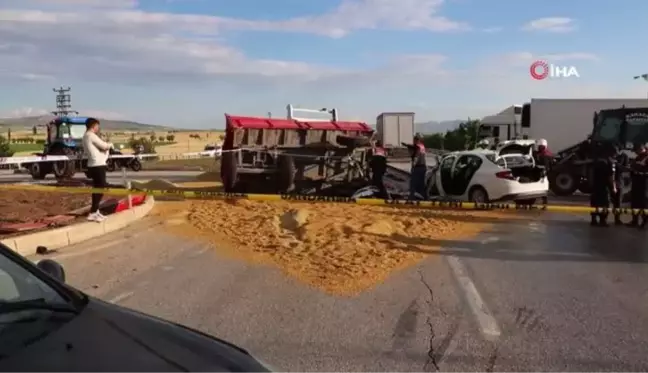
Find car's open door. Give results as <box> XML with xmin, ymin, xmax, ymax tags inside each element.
<box><xmin>436</xmin><ymin>155</ymin><xmax>456</xmax><ymax>196</ymax></box>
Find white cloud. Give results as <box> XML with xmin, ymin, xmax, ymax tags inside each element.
<box><xmin>522</xmin><ymin>17</ymin><xmax>576</xmax><ymax>33</ymax></box>
<box><xmin>0</xmin><ymin>0</ymin><xmax>471</xmax><ymax>85</ymax></box>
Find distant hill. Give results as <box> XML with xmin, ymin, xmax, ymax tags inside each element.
<box><xmin>415</xmin><ymin>120</ymin><xmax>464</xmax><ymax>134</ymax></box>
<box><xmin>0</xmin><ymin>115</ymin><xmax>170</xmax><ymax>131</ymax></box>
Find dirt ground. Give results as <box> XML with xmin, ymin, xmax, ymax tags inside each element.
<box><xmin>0</xmin><ymin>190</ymin><xmax>89</xmax><ymax>224</ymax></box>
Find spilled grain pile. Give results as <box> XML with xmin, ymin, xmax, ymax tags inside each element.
<box><xmin>149</xmin><ymin>199</ymin><xmax>500</xmax><ymax>295</ymax></box>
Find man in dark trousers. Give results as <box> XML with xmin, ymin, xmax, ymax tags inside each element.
<box><xmin>533</xmin><ymin>139</ymin><xmax>553</xmax><ymax>205</ymax></box>
<box><xmin>402</xmin><ymin>134</ymin><xmax>427</xmax><ymax>199</ymax></box>
<box><xmin>369</xmin><ymin>140</ymin><xmax>388</xmax><ymax>198</ymax></box>
<box><xmin>82</xmin><ymin>118</ymin><xmax>114</xmax><ymax>222</ymax></box>
<box><xmin>611</xmin><ymin>147</ymin><xmax>627</xmax><ymax>225</ymax></box>
<box><xmin>628</xmin><ymin>143</ymin><xmax>648</xmax><ymax>228</ymax></box>
<box><xmin>589</xmin><ymin>142</ymin><xmax>616</xmax><ymax>226</ymax></box>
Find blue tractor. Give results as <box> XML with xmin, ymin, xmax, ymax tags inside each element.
<box><xmin>24</xmin><ymin>116</ymin><xmax>91</xmax><ymax>180</ymax></box>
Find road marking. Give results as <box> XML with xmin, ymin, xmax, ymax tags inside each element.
<box><xmin>480</xmin><ymin>237</ymin><xmax>500</xmax><ymax>244</ymax></box>
<box><xmin>109</xmin><ymin>291</ymin><xmax>134</xmax><ymax>304</ymax></box>
<box><xmin>446</xmin><ymin>255</ymin><xmax>501</xmax><ymax>340</ymax></box>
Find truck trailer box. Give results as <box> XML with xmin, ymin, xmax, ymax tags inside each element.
<box><xmin>376</xmin><ymin>112</ymin><xmax>415</xmax><ymax>147</ymax></box>
<box><xmin>525</xmin><ymin>98</ymin><xmax>648</xmax><ymax>152</ymax></box>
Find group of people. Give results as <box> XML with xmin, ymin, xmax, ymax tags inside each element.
<box><xmin>368</xmin><ymin>134</ymin><xmax>428</xmax><ymax>200</ymax></box>
<box><xmin>368</xmin><ymin>134</ymin><xmax>648</xmax><ymax>229</ymax></box>
<box><xmin>590</xmin><ymin>142</ymin><xmax>648</xmax><ymax>227</ymax></box>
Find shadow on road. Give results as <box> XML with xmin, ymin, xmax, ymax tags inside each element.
<box><xmin>366</xmin><ymin>213</ymin><xmax>648</xmax><ymax>263</ymax></box>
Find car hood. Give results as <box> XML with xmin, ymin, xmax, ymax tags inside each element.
<box><xmin>0</xmin><ymin>298</ymin><xmax>271</xmax><ymax>372</ymax></box>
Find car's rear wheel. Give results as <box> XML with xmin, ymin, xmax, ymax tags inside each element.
<box><xmin>468</xmin><ymin>186</ymin><xmax>489</xmax><ymax>203</ymax></box>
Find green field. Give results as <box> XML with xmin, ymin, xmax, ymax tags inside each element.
<box><xmin>9</xmin><ymin>143</ymin><xmax>43</xmax><ymax>153</ymax></box>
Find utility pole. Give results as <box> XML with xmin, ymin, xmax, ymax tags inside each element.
<box><xmin>633</xmin><ymin>74</ymin><xmax>648</xmax><ymax>99</ymax></box>
<box><xmin>51</xmin><ymin>86</ymin><xmax>79</xmax><ymax>117</ymax></box>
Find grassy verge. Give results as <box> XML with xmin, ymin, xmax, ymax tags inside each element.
<box><xmin>9</xmin><ymin>143</ymin><xmax>43</xmax><ymax>153</ymax></box>
<box><xmin>142</xmin><ymin>157</ymin><xmax>220</xmax><ymax>172</ymax></box>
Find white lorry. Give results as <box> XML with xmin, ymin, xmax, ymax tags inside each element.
<box><xmin>479</xmin><ymin>99</ymin><xmax>648</xmax><ymax>152</ymax></box>
<box><xmin>478</xmin><ymin>98</ymin><xmax>648</xmax><ymax>197</ymax></box>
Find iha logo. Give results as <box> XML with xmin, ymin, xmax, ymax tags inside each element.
<box><xmin>530</xmin><ymin>60</ymin><xmax>580</xmax><ymax>80</ymax></box>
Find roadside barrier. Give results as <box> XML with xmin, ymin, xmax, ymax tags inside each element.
<box><xmin>1</xmin><ymin>183</ymin><xmax>647</xmax><ymax>216</ymax></box>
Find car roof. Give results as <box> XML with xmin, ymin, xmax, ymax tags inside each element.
<box><xmin>445</xmin><ymin>149</ymin><xmax>495</xmax><ymax>157</ymax></box>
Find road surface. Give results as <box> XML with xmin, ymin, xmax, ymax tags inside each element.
<box><xmin>27</xmin><ymin>211</ymin><xmax>648</xmax><ymax>371</ymax></box>
<box><xmin>0</xmin><ymin>170</ymin><xmax>201</xmax><ymax>185</ymax></box>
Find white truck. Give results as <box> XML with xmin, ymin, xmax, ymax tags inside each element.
<box><xmin>478</xmin><ymin>98</ymin><xmax>648</xmax><ymax>196</ymax></box>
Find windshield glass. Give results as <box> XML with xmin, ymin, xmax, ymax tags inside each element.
<box><xmin>58</xmin><ymin>123</ymin><xmax>86</xmax><ymax>139</ymax></box>
<box><xmin>0</xmin><ymin>250</ymin><xmax>76</xmax><ymax>360</ymax></box>
<box><xmin>593</xmin><ymin>115</ymin><xmax>622</xmax><ymax>142</ymax></box>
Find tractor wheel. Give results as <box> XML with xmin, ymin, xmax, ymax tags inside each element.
<box><xmin>29</xmin><ymin>163</ymin><xmax>47</xmax><ymax>180</ymax></box>
<box><xmin>52</xmin><ymin>148</ymin><xmax>76</xmax><ymax>179</ymax></box>
<box><xmin>549</xmin><ymin>170</ymin><xmax>578</xmax><ymax>196</ymax></box>
<box><xmin>130</xmin><ymin>159</ymin><xmax>142</xmax><ymax>172</ymax></box>
<box><xmin>221</xmin><ymin>151</ymin><xmax>238</xmax><ymax>193</ymax></box>
<box><xmin>336</xmin><ymin>135</ymin><xmax>371</xmax><ymax>148</ymax></box>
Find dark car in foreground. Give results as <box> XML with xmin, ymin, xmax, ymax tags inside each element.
<box><xmin>0</xmin><ymin>244</ymin><xmax>272</xmax><ymax>372</ymax></box>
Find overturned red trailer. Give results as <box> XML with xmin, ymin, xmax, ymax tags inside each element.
<box><xmin>220</xmin><ymin>114</ymin><xmax>375</xmax><ymax>195</ymax></box>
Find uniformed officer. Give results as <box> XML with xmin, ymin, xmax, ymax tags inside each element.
<box><xmin>628</xmin><ymin>143</ymin><xmax>648</xmax><ymax>228</ymax></box>
<box><xmin>611</xmin><ymin>148</ymin><xmax>627</xmax><ymax>225</ymax></box>
<box><xmin>369</xmin><ymin>140</ymin><xmax>388</xmax><ymax>198</ymax></box>
<box><xmin>589</xmin><ymin>142</ymin><xmax>616</xmax><ymax>226</ymax></box>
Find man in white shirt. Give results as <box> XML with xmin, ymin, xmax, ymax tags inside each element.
<box><xmin>82</xmin><ymin>118</ymin><xmax>113</xmax><ymax>222</ymax></box>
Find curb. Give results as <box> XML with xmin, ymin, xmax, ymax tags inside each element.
<box><xmin>1</xmin><ymin>196</ymin><xmax>155</xmax><ymax>257</ymax></box>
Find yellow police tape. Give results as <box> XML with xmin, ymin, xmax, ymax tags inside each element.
<box><xmin>1</xmin><ymin>183</ymin><xmax>646</xmax><ymax>216</ymax></box>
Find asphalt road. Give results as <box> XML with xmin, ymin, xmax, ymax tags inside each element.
<box><xmin>27</xmin><ymin>211</ymin><xmax>648</xmax><ymax>371</ymax></box>
<box><xmin>0</xmin><ymin>170</ymin><xmax>201</xmax><ymax>185</ymax></box>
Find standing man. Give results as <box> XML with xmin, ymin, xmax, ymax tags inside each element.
<box><xmin>402</xmin><ymin>134</ymin><xmax>427</xmax><ymax>199</ymax></box>
<box><xmin>533</xmin><ymin>139</ymin><xmax>553</xmax><ymax>205</ymax></box>
<box><xmin>628</xmin><ymin>143</ymin><xmax>648</xmax><ymax>228</ymax></box>
<box><xmin>369</xmin><ymin>140</ymin><xmax>388</xmax><ymax>199</ymax></box>
<box><xmin>589</xmin><ymin>142</ymin><xmax>616</xmax><ymax>226</ymax></box>
<box><xmin>83</xmin><ymin>118</ymin><xmax>113</xmax><ymax>222</ymax></box>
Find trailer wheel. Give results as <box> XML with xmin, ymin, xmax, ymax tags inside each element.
<box><xmin>129</xmin><ymin>159</ymin><xmax>142</xmax><ymax>172</ymax></box>
<box><xmin>336</xmin><ymin>135</ymin><xmax>371</xmax><ymax>148</ymax></box>
<box><xmin>277</xmin><ymin>154</ymin><xmax>296</xmax><ymax>193</ymax></box>
<box><xmin>29</xmin><ymin>163</ymin><xmax>46</xmax><ymax>180</ymax></box>
<box><xmin>549</xmin><ymin>171</ymin><xmax>578</xmax><ymax>196</ymax></box>
<box><xmin>221</xmin><ymin>151</ymin><xmax>238</xmax><ymax>193</ymax></box>
<box><xmin>106</xmin><ymin>160</ymin><xmax>116</xmax><ymax>172</ymax></box>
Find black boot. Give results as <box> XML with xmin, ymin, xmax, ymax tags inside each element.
<box><xmin>590</xmin><ymin>213</ymin><xmax>599</xmax><ymax>226</ymax></box>
<box><xmin>599</xmin><ymin>213</ymin><xmax>609</xmax><ymax>227</ymax></box>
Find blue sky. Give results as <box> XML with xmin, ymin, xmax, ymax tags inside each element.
<box><xmin>1</xmin><ymin>0</ymin><xmax>647</xmax><ymax>128</ymax></box>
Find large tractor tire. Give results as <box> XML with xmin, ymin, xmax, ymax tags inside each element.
<box><xmin>221</xmin><ymin>151</ymin><xmax>238</xmax><ymax>193</ymax></box>
<box><xmin>277</xmin><ymin>154</ymin><xmax>296</xmax><ymax>193</ymax></box>
<box><xmin>51</xmin><ymin>148</ymin><xmax>76</xmax><ymax>180</ymax></box>
<box><xmin>549</xmin><ymin>170</ymin><xmax>579</xmax><ymax>196</ymax></box>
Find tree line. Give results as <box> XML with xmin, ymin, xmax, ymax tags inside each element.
<box><xmin>420</xmin><ymin>119</ymin><xmax>481</xmax><ymax>152</ymax></box>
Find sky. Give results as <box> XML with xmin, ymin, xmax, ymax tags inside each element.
<box><xmin>1</xmin><ymin>0</ymin><xmax>648</xmax><ymax>128</ymax></box>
